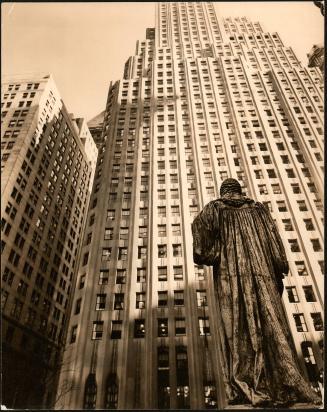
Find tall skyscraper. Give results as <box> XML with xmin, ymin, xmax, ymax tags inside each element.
<box><xmin>1</xmin><ymin>74</ymin><xmax>97</xmax><ymax>408</ymax></box>
<box><xmin>57</xmin><ymin>3</ymin><xmax>324</xmax><ymax>409</ymax></box>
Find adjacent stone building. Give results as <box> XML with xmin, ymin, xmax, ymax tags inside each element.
<box><xmin>1</xmin><ymin>73</ymin><xmax>97</xmax><ymax>408</ymax></box>
<box><xmin>56</xmin><ymin>2</ymin><xmax>323</xmax><ymax>409</ymax></box>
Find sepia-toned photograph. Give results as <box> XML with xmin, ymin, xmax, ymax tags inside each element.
<box><xmin>1</xmin><ymin>1</ymin><xmax>324</xmax><ymax>410</ymax></box>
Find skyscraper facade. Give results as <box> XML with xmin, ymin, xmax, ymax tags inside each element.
<box><xmin>1</xmin><ymin>74</ymin><xmax>97</xmax><ymax>408</ymax></box>
<box><xmin>57</xmin><ymin>3</ymin><xmax>324</xmax><ymax>409</ymax></box>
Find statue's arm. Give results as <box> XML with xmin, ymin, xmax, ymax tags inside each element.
<box><xmin>191</xmin><ymin>202</ymin><xmax>219</xmax><ymax>266</ymax></box>
<box><xmin>261</xmin><ymin>203</ymin><xmax>289</xmax><ymax>275</ymax></box>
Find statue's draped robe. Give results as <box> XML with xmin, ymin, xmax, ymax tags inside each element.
<box><xmin>192</xmin><ymin>197</ymin><xmax>319</xmax><ymax>406</ymax></box>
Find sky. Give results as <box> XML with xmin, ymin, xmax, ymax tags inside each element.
<box><xmin>2</xmin><ymin>2</ymin><xmax>324</xmax><ymax>122</ymax></box>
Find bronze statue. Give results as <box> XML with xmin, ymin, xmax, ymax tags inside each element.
<box><xmin>192</xmin><ymin>178</ymin><xmax>321</xmax><ymax>407</ymax></box>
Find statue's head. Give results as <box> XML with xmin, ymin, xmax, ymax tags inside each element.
<box><xmin>220</xmin><ymin>178</ymin><xmax>242</xmax><ymax>197</ymax></box>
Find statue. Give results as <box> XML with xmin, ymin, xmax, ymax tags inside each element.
<box><xmin>191</xmin><ymin>178</ymin><xmax>321</xmax><ymax>407</ymax></box>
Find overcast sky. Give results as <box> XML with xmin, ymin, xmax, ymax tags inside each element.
<box><xmin>2</xmin><ymin>2</ymin><xmax>324</xmax><ymax>122</ymax></box>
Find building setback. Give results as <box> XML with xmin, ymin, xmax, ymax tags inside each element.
<box><xmin>1</xmin><ymin>73</ymin><xmax>97</xmax><ymax>408</ymax></box>
<box><xmin>57</xmin><ymin>2</ymin><xmax>324</xmax><ymax>410</ymax></box>
<box><xmin>87</xmin><ymin>110</ymin><xmax>106</xmax><ymax>149</ymax></box>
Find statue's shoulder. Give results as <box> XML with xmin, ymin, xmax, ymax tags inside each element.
<box><xmin>254</xmin><ymin>200</ymin><xmax>264</xmax><ymax>207</ymax></box>
<box><xmin>253</xmin><ymin>201</ymin><xmax>267</xmax><ymax>209</ymax></box>
<box><xmin>202</xmin><ymin>199</ymin><xmax>224</xmax><ymax>213</ymax></box>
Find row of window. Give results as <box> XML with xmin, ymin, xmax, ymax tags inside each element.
<box><xmin>98</xmin><ymin>244</ymin><xmax>183</xmax><ymax>262</ymax></box>
<box><xmin>71</xmin><ymin>316</ymin><xmax>211</xmax><ymax>343</ymax></box>
<box><xmin>5</xmin><ymin>82</ymin><xmax>40</xmax><ymax>91</ymax></box>
<box><xmin>293</xmin><ymin>312</ymin><xmax>323</xmax><ymax>332</ymax></box>
<box><xmin>78</xmin><ymin>266</ymin><xmax>205</xmax><ymax>289</ymax></box>
<box><xmin>75</xmin><ymin>289</ymin><xmax>207</xmax><ymax>313</ymax></box>
<box><xmin>286</xmin><ymin>285</ymin><xmax>318</xmax><ymax>303</ymax></box>
<box><xmin>100</xmin><ymin>224</ymin><xmax>182</xmax><ymax>242</ymax></box>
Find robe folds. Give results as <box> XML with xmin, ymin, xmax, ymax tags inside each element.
<box><xmin>192</xmin><ymin>196</ymin><xmax>320</xmax><ymax>407</ymax></box>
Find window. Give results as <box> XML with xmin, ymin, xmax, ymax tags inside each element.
<box><xmin>311</xmin><ymin>313</ymin><xmax>323</xmax><ymax>331</ymax></box>
<box><xmin>173</xmin><ymin>265</ymin><xmax>183</xmax><ymax>280</ymax></box>
<box><xmin>96</xmin><ymin>294</ymin><xmax>106</xmax><ymax>310</ymax></box>
<box><xmin>137</xmin><ymin>267</ymin><xmax>146</xmax><ymax>283</ymax></box>
<box><xmin>173</xmin><ymin>244</ymin><xmax>182</xmax><ymax>257</ymax></box>
<box><xmin>114</xmin><ymin>293</ymin><xmax>124</xmax><ymax>310</ymax></box>
<box><xmin>158</xmin><ymin>291</ymin><xmax>168</xmax><ymax>307</ymax></box>
<box><xmin>2</xmin><ymin>267</ymin><xmax>15</xmax><ymax>286</ymax></box>
<box><xmin>111</xmin><ymin>320</ymin><xmax>122</xmax><ymax>339</ymax></box>
<box><xmin>92</xmin><ymin>321</ymin><xmax>104</xmax><ymax>339</ymax></box>
<box><xmin>175</xmin><ymin>317</ymin><xmax>186</xmax><ymax>336</ymax></box>
<box><xmin>294</xmin><ymin>261</ymin><xmax>307</xmax><ymax>276</ymax></box>
<box><xmin>282</xmin><ymin>219</ymin><xmax>293</xmax><ymax>231</ymax></box>
<box><xmin>104</xmin><ymin>228</ymin><xmax>113</xmax><ymax>240</ymax></box>
<box><xmin>107</xmin><ymin>210</ymin><xmax>115</xmax><ymax>220</ymax></box>
<box><xmin>99</xmin><ymin>269</ymin><xmax>109</xmax><ymax>285</ymax></box>
<box><xmin>196</xmin><ymin>290</ymin><xmax>207</xmax><ymax>307</ymax></box>
<box><xmin>116</xmin><ymin>269</ymin><xmax>126</xmax><ymax>284</ymax></box>
<box><xmin>286</xmin><ymin>169</ymin><xmax>295</xmax><ymax>179</ymax></box>
<box><xmin>199</xmin><ymin>317</ymin><xmax>210</xmax><ymax>336</ymax></box>
<box><xmin>134</xmin><ymin>319</ymin><xmax>145</xmax><ymax>338</ymax></box>
<box><xmin>254</xmin><ymin>170</ymin><xmax>263</xmax><ymax>179</ymax></box>
<box><xmin>119</xmin><ymin>227</ymin><xmax>129</xmax><ymax>240</ymax></box>
<box><xmin>70</xmin><ymin>325</ymin><xmax>78</xmax><ymax>343</ymax></box>
<box><xmin>291</xmin><ymin>184</ymin><xmax>301</xmax><ymax>194</ymax></box>
<box><xmin>1</xmin><ymin>290</ymin><xmax>9</xmax><ymax>310</ymax></box>
<box><xmin>102</xmin><ymin>248</ymin><xmax>111</xmax><ymax>261</ymax></box>
<box><xmin>157</xmin><ymin>346</ymin><xmax>169</xmax><ymax>371</ymax></box>
<box><xmin>303</xmin><ymin>219</ymin><xmax>314</xmax><ymax>231</ymax></box>
<box><xmin>9</xmin><ymin>249</ymin><xmax>20</xmax><ymax>266</ymax></box>
<box><xmin>267</xmin><ymin>169</ymin><xmax>277</xmax><ymax>178</ymax></box>
<box><xmin>172</xmin><ymin>224</ymin><xmax>181</xmax><ymax>236</ymax></box>
<box><xmin>79</xmin><ymin>274</ymin><xmax>86</xmax><ymax>289</ymax></box>
<box><xmin>258</xmin><ymin>184</ymin><xmax>268</xmax><ymax>195</ymax></box>
<box><xmin>174</xmin><ymin>290</ymin><xmax>184</xmax><ymax>306</ymax></box>
<box><xmin>158</xmin><ymin>266</ymin><xmax>167</xmax><ymax>281</ymax></box>
<box><xmin>297</xmin><ymin>200</ymin><xmax>307</xmax><ymax>212</ymax></box>
<box><xmin>307</xmin><ymin>183</ymin><xmax>317</xmax><ymax>193</ymax></box>
<box><xmin>11</xmin><ymin>298</ymin><xmax>23</xmax><ymax>319</ymax></box>
<box><xmin>171</xmin><ymin>206</ymin><xmax>180</xmax><ymax>216</ymax></box>
<box><xmin>194</xmin><ymin>265</ymin><xmax>205</xmax><ymax>281</ymax></box>
<box><xmin>118</xmin><ymin>247</ymin><xmax>128</xmax><ymax>260</ymax></box>
<box><xmin>293</xmin><ymin>313</ymin><xmax>307</xmax><ymax>332</ymax></box>
<box><xmin>286</xmin><ymin>286</ymin><xmax>299</xmax><ymax>303</ymax></box>
<box><xmin>277</xmin><ymin>201</ymin><xmax>287</xmax><ymax>212</ymax></box>
<box><xmin>272</xmin><ymin>184</ymin><xmax>281</xmax><ymax>194</ymax></box>
<box><xmin>121</xmin><ymin>209</ymin><xmax>130</xmax><ymax>220</ymax></box>
<box><xmin>82</xmin><ymin>252</ymin><xmax>89</xmax><ymax>266</ymax></box>
<box><xmin>311</xmin><ymin>239</ymin><xmax>322</xmax><ymax>252</ymax></box>
<box><xmin>75</xmin><ymin>298</ymin><xmax>82</xmax><ymax>314</ymax></box>
<box><xmin>138</xmin><ymin>246</ymin><xmax>147</xmax><ymax>259</ymax></box>
<box><xmin>158</xmin><ymin>206</ymin><xmax>166</xmax><ymax>217</ymax></box>
<box><xmin>288</xmin><ymin>239</ymin><xmax>300</xmax><ymax>253</ymax></box>
<box><xmin>158</xmin><ymin>244</ymin><xmax>167</xmax><ymax>258</ymax></box>
<box><xmin>303</xmin><ymin>286</ymin><xmax>316</xmax><ymax>302</ymax></box>
<box><xmin>158</xmin><ymin>318</ymin><xmax>168</xmax><ymax>337</ymax></box>
<box><xmin>136</xmin><ymin>292</ymin><xmax>146</xmax><ymax>309</ymax></box>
